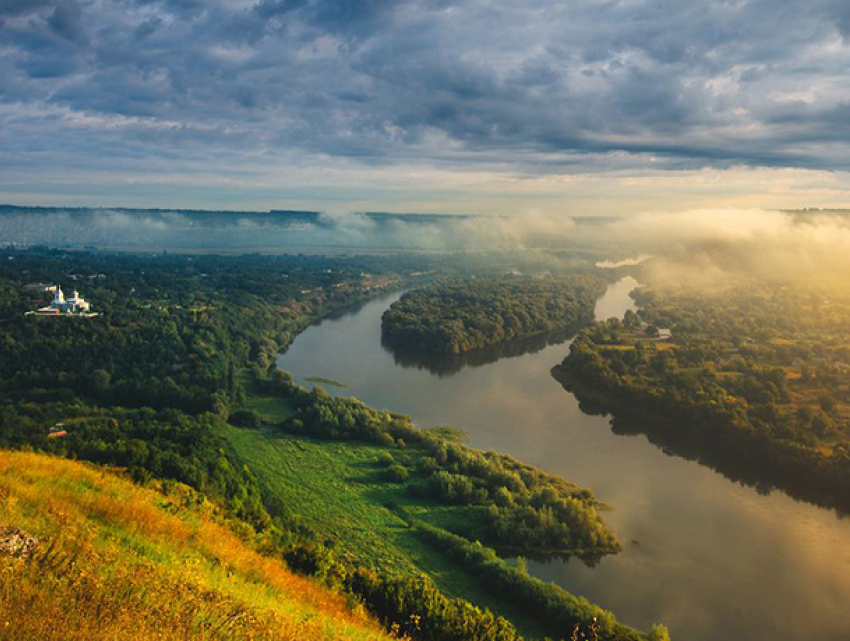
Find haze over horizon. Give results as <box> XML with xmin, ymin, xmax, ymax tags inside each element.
<box><xmin>3</xmin><ymin>0</ymin><xmax>850</xmax><ymax>215</ymax></box>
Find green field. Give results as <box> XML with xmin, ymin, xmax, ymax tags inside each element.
<box><xmin>223</xmin><ymin>413</ymin><xmax>552</xmax><ymax>639</ymax></box>
<box><xmin>243</xmin><ymin>390</ymin><xmax>298</xmax><ymax>421</ymax></box>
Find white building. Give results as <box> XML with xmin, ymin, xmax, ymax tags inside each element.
<box><xmin>35</xmin><ymin>287</ymin><xmax>95</xmax><ymax>316</ymax></box>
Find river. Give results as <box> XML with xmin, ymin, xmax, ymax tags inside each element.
<box><xmin>278</xmin><ymin>276</ymin><xmax>850</xmax><ymax>641</ymax></box>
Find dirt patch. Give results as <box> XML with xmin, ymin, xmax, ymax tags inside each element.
<box><xmin>0</xmin><ymin>525</ymin><xmax>39</xmax><ymax>557</ymax></box>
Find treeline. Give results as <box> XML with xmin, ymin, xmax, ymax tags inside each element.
<box><xmin>1</xmin><ymin>405</ymin><xmax>526</xmax><ymax>641</ymax></box>
<box><xmin>0</xmin><ymin>249</ymin><xmax>411</xmax><ymax>416</ymax></box>
<box><xmin>382</xmin><ymin>274</ymin><xmax>607</xmax><ymax>354</ymax></box>
<box><xmin>0</xmin><ymin>249</ymin><xmax>531</xmax><ymax>641</ymax></box>
<box><xmin>274</xmin><ymin>534</ymin><xmax>523</xmax><ymax>641</ymax></box>
<box><xmin>0</xmin><ymin>402</ymin><xmax>273</xmax><ymax>529</ymax></box>
<box><xmin>554</xmin><ymin>285</ymin><xmax>850</xmax><ymax>512</ymax></box>
<box><xmin>275</xmin><ymin>377</ymin><xmax>619</xmax><ymax>556</ymax></box>
<box><xmin>410</xmin><ymin>520</ymin><xmax>670</xmax><ymax>641</ymax></box>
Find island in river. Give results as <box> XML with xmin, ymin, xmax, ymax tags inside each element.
<box><xmin>381</xmin><ymin>274</ymin><xmax>607</xmax><ymax>354</ymax></box>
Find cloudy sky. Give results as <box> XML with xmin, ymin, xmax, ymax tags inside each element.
<box><xmin>2</xmin><ymin>0</ymin><xmax>850</xmax><ymax>214</ymax></box>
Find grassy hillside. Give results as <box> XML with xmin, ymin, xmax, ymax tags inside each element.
<box><xmin>0</xmin><ymin>450</ymin><xmax>391</xmax><ymax>641</ymax></box>
<box><xmin>0</xmin><ymin>250</ymin><xmax>665</xmax><ymax>641</ymax></box>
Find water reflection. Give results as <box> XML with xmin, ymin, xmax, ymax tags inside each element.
<box><xmin>605</xmin><ymin>409</ymin><xmax>850</xmax><ymax>516</ymax></box>
<box><xmin>382</xmin><ymin>324</ymin><xmax>583</xmax><ymax>377</ymax></box>
<box><xmin>380</xmin><ymin>274</ymin><xmax>640</xmax><ymax>377</ymax></box>
<box><xmin>567</xmin><ymin>385</ymin><xmax>820</xmax><ymax>504</ymax></box>
<box><xmin>278</xmin><ymin>277</ymin><xmax>850</xmax><ymax>641</ymax></box>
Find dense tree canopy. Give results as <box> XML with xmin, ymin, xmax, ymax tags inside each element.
<box><xmin>556</xmin><ymin>284</ymin><xmax>850</xmax><ymax>512</ymax></box>
<box><xmin>0</xmin><ymin>249</ymin><xmax>408</xmax><ymax>528</ymax></box>
<box><xmin>382</xmin><ymin>275</ymin><xmax>607</xmax><ymax>354</ymax></box>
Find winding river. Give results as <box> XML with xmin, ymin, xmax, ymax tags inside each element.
<box><xmin>278</xmin><ymin>276</ymin><xmax>850</xmax><ymax>641</ymax></box>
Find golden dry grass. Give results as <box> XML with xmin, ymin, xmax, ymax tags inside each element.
<box><xmin>0</xmin><ymin>451</ymin><xmax>393</xmax><ymax>641</ymax></box>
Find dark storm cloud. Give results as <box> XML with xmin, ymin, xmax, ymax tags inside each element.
<box><xmin>46</xmin><ymin>0</ymin><xmax>86</xmax><ymax>42</ymax></box>
<box><xmin>0</xmin><ymin>0</ymin><xmax>54</xmax><ymax>16</ymax></box>
<box><xmin>2</xmin><ymin>0</ymin><xmax>850</xmax><ymax>179</ymax></box>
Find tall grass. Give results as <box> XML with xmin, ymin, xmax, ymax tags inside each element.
<box><xmin>0</xmin><ymin>451</ymin><xmax>392</xmax><ymax>641</ymax></box>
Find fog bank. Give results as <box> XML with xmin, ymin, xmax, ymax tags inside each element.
<box><xmin>3</xmin><ymin>206</ymin><xmax>850</xmax><ymax>287</ymax></box>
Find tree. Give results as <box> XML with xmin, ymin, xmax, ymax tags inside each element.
<box><xmin>229</xmin><ymin>408</ymin><xmax>263</xmax><ymax>428</ymax></box>
<box><xmin>90</xmin><ymin>369</ymin><xmax>111</xmax><ymax>394</ymax></box>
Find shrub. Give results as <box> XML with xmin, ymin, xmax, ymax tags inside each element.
<box><xmin>229</xmin><ymin>409</ymin><xmax>263</xmax><ymax>428</ymax></box>
<box><xmin>383</xmin><ymin>464</ymin><xmax>409</xmax><ymax>483</ymax></box>
<box><xmin>375</xmin><ymin>452</ymin><xmax>395</xmax><ymax>467</ymax></box>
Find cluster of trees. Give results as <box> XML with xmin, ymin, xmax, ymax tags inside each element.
<box><xmin>346</xmin><ymin>569</ymin><xmax>520</xmax><ymax>641</ymax></box>
<box><xmin>274</xmin><ymin>533</ymin><xmax>525</xmax><ymax>641</ymax></box>
<box><xmin>280</xmin><ymin>382</ymin><xmax>620</xmax><ymax>557</ymax></box>
<box><xmin>0</xmin><ymin>248</ymin><xmax>662</xmax><ymax>641</ymax></box>
<box><xmin>556</xmin><ymin>284</ymin><xmax>850</xmax><ymax>512</ymax></box>
<box><xmin>382</xmin><ymin>274</ymin><xmax>607</xmax><ymax>354</ymax></box>
<box><xmin>0</xmin><ymin>401</ymin><xmax>273</xmax><ymax>529</ymax></box>
<box><xmin>0</xmin><ymin>250</ymin><xmax>408</xmax><ymax>416</ymax></box>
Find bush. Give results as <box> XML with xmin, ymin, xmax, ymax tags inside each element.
<box><xmin>229</xmin><ymin>408</ymin><xmax>263</xmax><ymax>428</ymax></box>
<box><xmin>383</xmin><ymin>464</ymin><xmax>409</xmax><ymax>483</ymax></box>
<box><xmin>375</xmin><ymin>451</ymin><xmax>395</xmax><ymax>467</ymax></box>
<box><xmin>417</xmin><ymin>456</ymin><xmax>440</xmax><ymax>476</ymax></box>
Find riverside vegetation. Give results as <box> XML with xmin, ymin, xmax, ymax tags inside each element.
<box><xmin>555</xmin><ymin>283</ymin><xmax>850</xmax><ymax>513</ymax></box>
<box><xmin>381</xmin><ymin>275</ymin><xmax>607</xmax><ymax>354</ymax></box>
<box><xmin>0</xmin><ymin>248</ymin><xmax>668</xmax><ymax>641</ymax></box>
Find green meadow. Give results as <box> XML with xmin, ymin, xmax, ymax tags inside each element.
<box><xmin>222</xmin><ymin>395</ymin><xmax>551</xmax><ymax>639</ymax></box>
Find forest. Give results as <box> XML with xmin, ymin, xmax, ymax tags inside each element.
<box><xmin>0</xmin><ymin>248</ymin><xmax>665</xmax><ymax>641</ymax></box>
<box><xmin>0</xmin><ymin>249</ymin><xmax>412</xmax><ymax>526</ymax></box>
<box><xmin>381</xmin><ymin>274</ymin><xmax>607</xmax><ymax>354</ymax></box>
<box><xmin>555</xmin><ymin>283</ymin><xmax>850</xmax><ymax>512</ymax></box>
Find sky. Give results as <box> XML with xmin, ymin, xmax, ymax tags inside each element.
<box><xmin>2</xmin><ymin>0</ymin><xmax>850</xmax><ymax>215</ymax></box>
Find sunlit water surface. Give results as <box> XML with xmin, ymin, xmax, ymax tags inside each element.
<box><xmin>279</xmin><ymin>276</ymin><xmax>850</xmax><ymax>641</ymax></box>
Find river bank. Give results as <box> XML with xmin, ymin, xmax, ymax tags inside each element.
<box><xmin>277</xmin><ymin>278</ymin><xmax>850</xmax><ymax>641</ymax></box>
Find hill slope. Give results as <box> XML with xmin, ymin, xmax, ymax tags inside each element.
<box><xmin>0</xmin><ymin>450</ymin><xmax>391</xmax><ymax>641</ymax></box>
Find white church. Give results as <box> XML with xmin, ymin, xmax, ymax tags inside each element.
<box><xmin>34</xmin><ymin>287</ymin><xmax>97</xmax><ymax>316</ymax></box>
